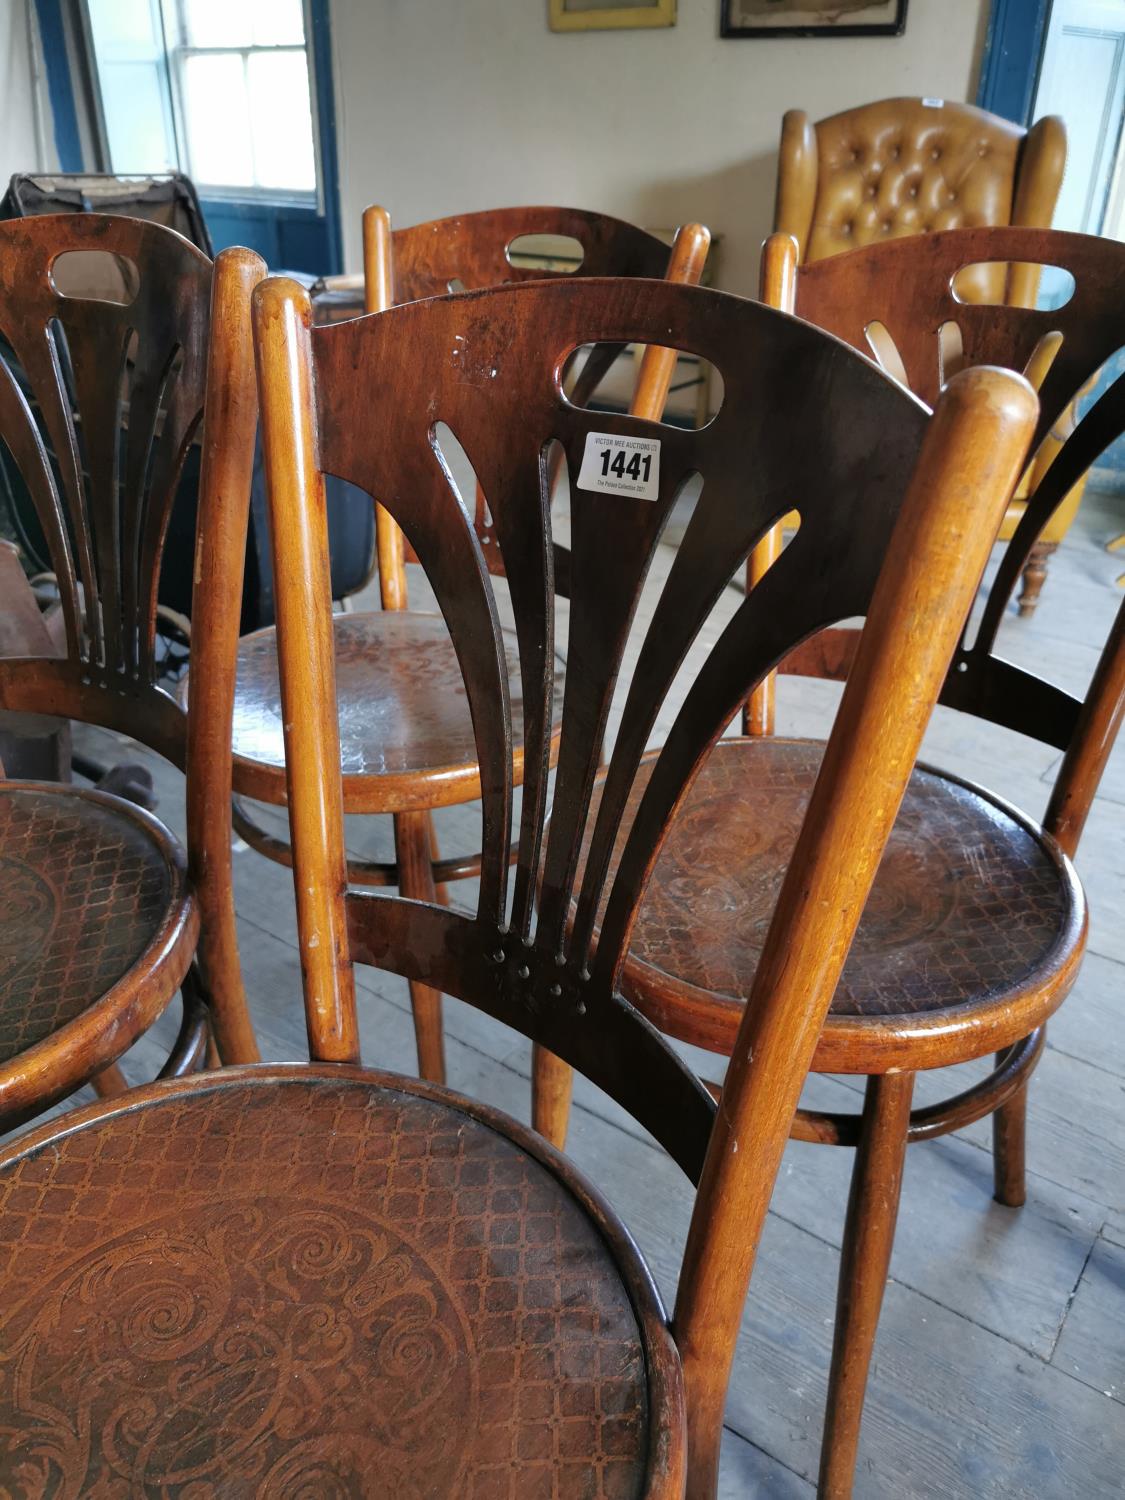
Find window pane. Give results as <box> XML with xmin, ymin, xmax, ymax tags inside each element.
<box><xmin>89</xmin><ymin>0</ymin><xmax>162</xmax><ymax>51</ymax></box>
<box><xmin>182</xmin><ymin>54</ymin><xmax>255</xmax><ymax>187</ymax></box>
<box><xmin>252</xmin><ymin>0</ymin><xmax>305</xmax><ymax>46</ymax></box>
<box><xmin>100</xmin><ymin>65</ymin><xmax>179</xmax><ymax>173</ymax></box>
<box><xmin>247</xmin><ymin>50</ymin><xmax>316</xmax><ymax>192</ymax></box>
<box><xmin>181</xmin><ymin>0</ymin><xmax>255</xmax><ymax>48</ymax></box>
<box><xmin>87</xmin><ymin>0</ymin><xmax>178</xmax><ymax>173</ymax></box>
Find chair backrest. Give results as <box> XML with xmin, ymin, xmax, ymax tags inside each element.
<box><xmin>0</xmin><ymin>212</ymin><xmax>265</xmax><ymax>1059</ymax></box>
<box><xmin>776</xmin><ymin>98</ymin><xmax>1066</xmax><ymax>305</ymax></box>
<box><xmin>0</xmin><ymin>215</ymin><xmax>211</xmax><ymax>758</ymax></box>
<box><xmin>360</xmin><ymin>205</ymin><xmax>711</xmax><ymax>604</ymax></box>
<box><xmin>387</xmin><ymin>205</ymin><xmax>676</xmax><ymax>300</ymax></box>
<box><xmin>252</xmin><ymin>270</ymin><xmax>1035</xmax><ymax>1484</ymax></box>
<box><xmin>756</xmin><ymin>224</ymin><xmax>1125</xmax><ymax>858</ymax></box>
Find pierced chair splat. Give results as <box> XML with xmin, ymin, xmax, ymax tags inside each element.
<box><xmin>222</xmin><ymin>205</ymin><xmax>710</xmax><ymax>1086</ymax></box>
<box><xmin>0</xmin><ymin>215</ymin><xmax>265</xmax><ymax>1128</ymax></box>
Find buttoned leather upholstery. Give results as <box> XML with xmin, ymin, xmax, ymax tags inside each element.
<box><xmin>775</xmin><ymin>97</ymin><xmax>1079</xmax><ymax>575</ymax></box>
<box><xmin>776</xmin><ymin>98</ymin><xmax>1066</xmax><ymax>305</ymax></box>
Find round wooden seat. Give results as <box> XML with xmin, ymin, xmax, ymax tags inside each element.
<box><xmin>222</xmin><ymin>611</ymin><xmax>565</xmax><ymax>812</ymax></box>
<box><xmin>608</xmin><ymin>739</ymin><xmax>1085</xmax><ymax>1072</ymax></box>
<box><xmin>0</xmin><ymin>1066</ymin><xmax>677</xmax><ymax>1499</ymax></box>
<box><xmin>0</xmin><ymin>783</ymin><xmax>197</xmax><ymax>1127</ymax></box>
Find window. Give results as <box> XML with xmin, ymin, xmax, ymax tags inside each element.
<box><xmin>85</xmin><ymin>0</ymin><xmax>319</xmax><ymax>201</ymax></box>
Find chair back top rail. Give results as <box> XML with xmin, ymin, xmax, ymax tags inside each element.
<box><xmin>388</xmin><ymin>205</ymin><xmax>674</xmax><ymax>301</ymax></box>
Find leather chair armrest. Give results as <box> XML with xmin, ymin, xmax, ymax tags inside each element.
<box><xmin>1009</xmin><ymin>114</ymin><xmax>1067</xmax><ymax>307</ymax></box>
<box><xmin>774</xmin><ymin>109</ymin><xmax>817</xmax><ymax>260</ymax></box>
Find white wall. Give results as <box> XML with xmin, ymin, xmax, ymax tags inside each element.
<box><xmin>0</xmin><ymin>0</ymin><xmax>55</xmax><ymax>190</ymax></box>
<box><xmin>330</xmin><ymin>0</ymin><xmax>989</xmax><ymax>295</ymax></box>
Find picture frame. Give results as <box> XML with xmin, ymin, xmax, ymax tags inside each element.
<box><xmin>549</xmin><ymin>0</ymin><xmax>677</xmax><ymax>33</ymax></box>
<box><xmin>720</xmin><ymin>0</ymin><xmax>907</xmax><ymax>38</ymax></box>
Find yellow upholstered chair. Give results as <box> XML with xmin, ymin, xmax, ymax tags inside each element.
<box><xmin>776</xmin><ymin>96</ymin><xmax>1079</xmax><ymax>615</ymax></box>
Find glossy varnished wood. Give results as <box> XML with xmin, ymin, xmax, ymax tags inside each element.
<box><xmin>0</xmin><ymin>781</ymin><xmax>196</xmax><ymax>1128</ymax></box>
<box><xmin>227</xmin><ymin>610</ymin><xmax>566</xmax><ymax>811</ymax></box>
<box><xmin>599</xmin><ymin>738</ymin><xmax>1084</xmax><ymax>1071</ymax></box>
<box><xmin>388</xmin><ymin>205</ymin><xmax>677</xmax><ymax>300</ymax></box>
<box><xmin>0</xmin><ymin>269</ymin><xmax>1034</xmax><ymax>1497</ymax></box>
<box><xmin>0</xmin><ymin>216</ymin><xmax>264</xmax><ymax>1114</ymax></box>
<box><xmin>817</xmin><ymin>1072</ymin><xmax>915</xmax><ymax>1500</ymax></box>
<box><xmin>258</xmin><ymin>274</ymin><xmax>1033</xmax><ymax>1497</ymax></box>
<box><xmin>0</xmin><ymin>1065</ymin><xmax>682</xmax><ymax>1499</ymax></box>
<box><xmin>184</xmin><ymin>242</ymin><xmax>269</xmax><ymax>1063</ymax></box>
<box><xmin>687</xmin><ymin>225</ymin><xmax>1125</xmax><ymax>1496</ymax></box>
<box><xmin>226</xmin><ymin>207</ymin><xmax>709</xmax><ymax>1084</ymax></box>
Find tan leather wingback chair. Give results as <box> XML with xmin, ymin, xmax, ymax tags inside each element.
<box><xmin>776</xmin><ymin>97</ymin><xmax>1077</xmax><ymax>615</ymax></box>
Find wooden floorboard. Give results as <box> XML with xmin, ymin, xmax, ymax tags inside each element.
<box><xmin>48</xmin><ymin>490</ymin><xmax>1125</xmax><ymax>1495</ymax></box>
<box><xmin>1050</xmin><ymin>1234</ymin><xmax>1125</xmax><ymax>1405</ymax></box>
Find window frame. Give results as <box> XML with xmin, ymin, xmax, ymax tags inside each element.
<box><xmin>162</xmin><ymin>0</ymin><xmax>321</xmax><ymax>206</ymax></box>
<box><xmin>976</xmin><ymin>0</ymin><xmax>1053</xmax><ymax>124</ymax></box>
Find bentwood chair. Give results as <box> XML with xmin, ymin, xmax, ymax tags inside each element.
<box><xmin>532</xmin><ymin>227</ymin><xmax>1125</xmax><ymax>1497</ymax></box>
<box><xmin>0</xmin><ymin>275</ymin><xmax>1033</xmax><ymax>1498</ymax></box>
<box><xmin>775</xmin><ymin>96</ymin><xmax>1081</xmax><ymax>614</ymax></box>
<box><xmin>221</xmin><ymin>206</ymin><xmax>709</xmax><ymax>1083</ymax></box>
<box><xmin>0</xmin><ymin>215</ymin><xmax>265</xmax><ymax>1126</ymax></box>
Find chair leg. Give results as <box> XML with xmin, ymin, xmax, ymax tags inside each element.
<box><xmin>819</xmin><ymin>1071</ymin><xmax>914</xmax><ymax>1500</ymax></box>
<box><xmin>992</xmin><ymin>1050</ymin><xmax>1028</xmax><ymax>1207</ymax></box>
<box><xmin>393</xmin><ymin>809</ymin><xmax>446</xmax><ymax>1084</ymax></box>
<box><xmin>196</xmin><ymin>811</ymin><xmax>260</xmax><ymax>1066</ymax></box>
<box><xmin>90</xmin><ymin>1062</ymin><xmax>129</xmax><ymax>1098</ymax></box>
<box><xmin>1016</xmin><ymin>539</ymin><xmax>1057</xmax><ymax>617</ymax></box>
<box><xmin>532</xmin><ymin>1045</ymin><xmax>573</xmax><ymax>1149</ymax></box>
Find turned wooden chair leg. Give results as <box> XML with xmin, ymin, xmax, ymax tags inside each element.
<box><xmin>90</xmin><ymin>1062</ymin><xmax>129</xmax><ymax>1098</ymax></box>
<box><xmin>992</xmin><ymin>1047</ymin><xmax>1029</xmax><ymax>1207</ymax></box>
<box><xmin>393</xmin><ymin>809</ymin><xmax>447</xmax><ymax>1084</ymax></box>
<box><xmin>1017</xmin><ymin>539</ymin><xmax>1057</xmax><ymax>617</ymax></box>
<box><xmin>819</xmin><ymin>1071</ymin><xmax>915</xmax><ymax>1500</ymax></box>
<box><xmin>532</xmin><ymin>1045</ymin><xmax>573</xmax><ymax>1148</ymax></box>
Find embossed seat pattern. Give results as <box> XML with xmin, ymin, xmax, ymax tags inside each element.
<box><xmin>606</xmin><ymin>739</ymin><xmax>1073</xmax><ymax>1020</ymax></box>
<box><xmin>0</xmin><ymin>1072</ymin><xmax>650</xmax><ymax>1499</ymax></box>
<box><xmin>0</xmin><ymin>786</ymin><xmax>174</xmax><ymax>1063</ymax></box>
<box><xmin>227</xmin><ymin>611</ymin><xmax>565</xmax><ymax>781</ymax></box>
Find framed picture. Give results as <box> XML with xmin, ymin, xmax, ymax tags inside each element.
<box><xmin>720</xmin><ymin>0</ymin><xmax>907</xmax><ymax>38</ymax></box>
<box><xmin>550</xmin><ymin>0</ymin><xmax>677</xmax><ymax>33</ymax></box>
